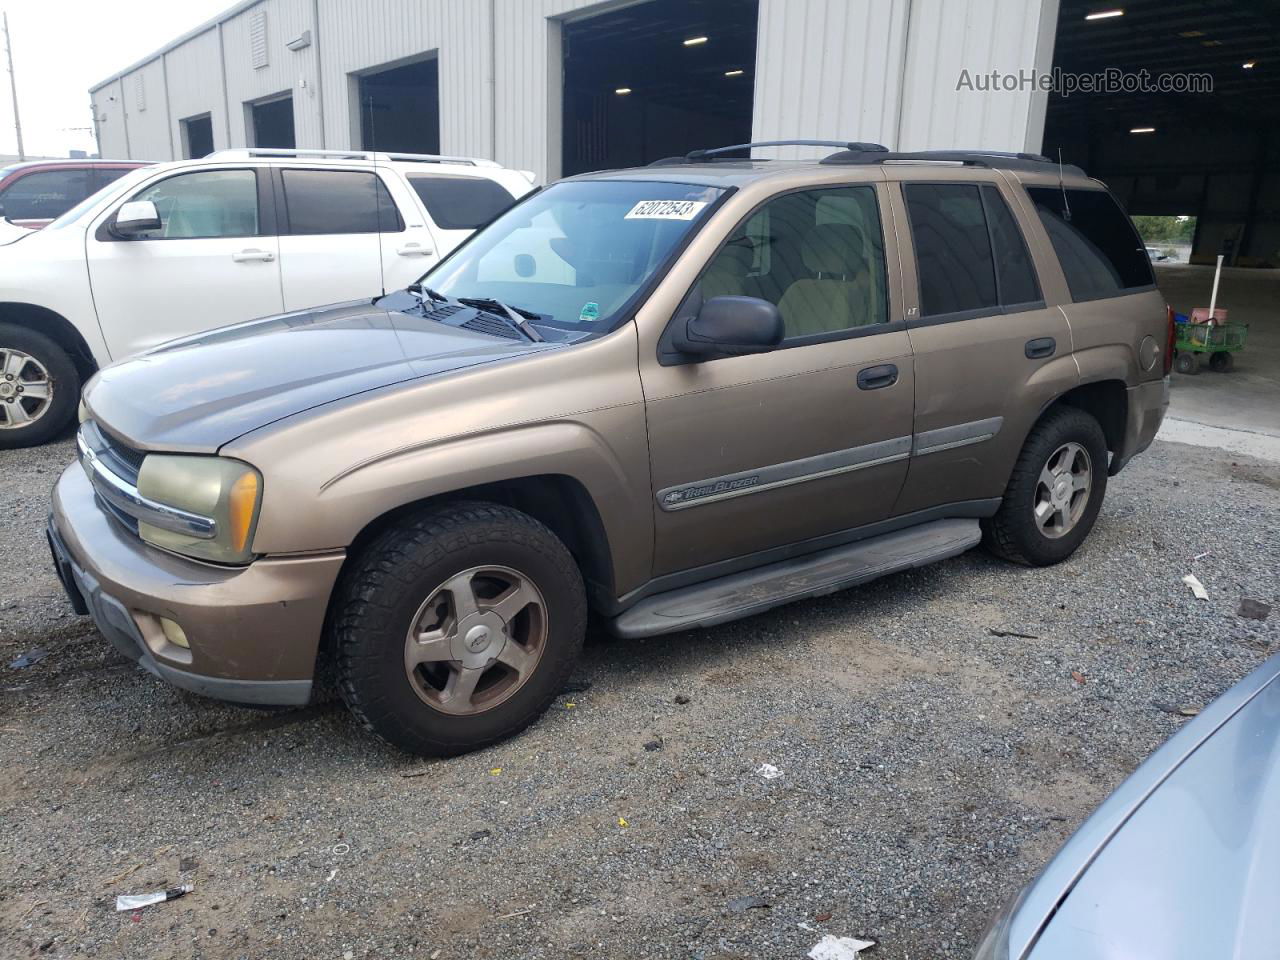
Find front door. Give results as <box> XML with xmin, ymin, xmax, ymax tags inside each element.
<box><xmin>87</xmin><ymin>167</ymin><xmax>283</xmax><ymax>359</ymax></box>
<box><xmin>639</xmin><ymin>182</ymin><xmax>915</xmax><ymax>577</ymax></box>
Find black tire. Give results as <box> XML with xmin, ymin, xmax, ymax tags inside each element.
<box><xmin>1174</xmin><ymin>350</ymin><xmax>1199</xmax><ymax>375</ymax></box>
<box><xmin>982</xmin><ymin>407</ymin><xmax>1108</xmax><ymax>567</ymax></box>
<box><xmin>334</xmin><ymin>501</ymin><xmax>586</xmax><ymax>756</ymax></box>
<box><xmin>1209</xmin><ymin>351</ymin><xmax>1234</xmax><ymax>372</ymax></box>
<box><xmin>0</xmin><ymin>322</ymin><xmax>80</xmax><ymax>449</ymax></box>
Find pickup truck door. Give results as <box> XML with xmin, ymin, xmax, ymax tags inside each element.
<box><xmin>273</xmin><ymin>167</ymin><xmax>437</xmax><ymax>310</ymax></box>
<box><xmin>638</xmin><ymin>182</ymin><xmax>915</xmax><ymax>577</ymax></box>
<box><xmin>86</xmin><ymin>166</ymin><xmax>284</xmax><ymax>358</ymax></box>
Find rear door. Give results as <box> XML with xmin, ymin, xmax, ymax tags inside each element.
<box><xmin>639</xmin><ymin>181</ymin><xmax>916</xmax><ymax>576</ymax></box>
<box><xmin>274</xmin><ymin>167</ymin><xmax>428</xmax><ymax>310</ymax></box>
<box><xmin>86</xmin><ymin>166</ymin><xmax>284</xmax><ymax>358</ymax></box>
<box><xmin>887</xmin><ymin>173</ymin><xmax>1076</xmax><ymax>515</ymax></box>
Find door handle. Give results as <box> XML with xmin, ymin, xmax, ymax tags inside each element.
<box><xmin>396</xmin><ymin>242</ymin><xmax>433</xmax><ymax>257</ymax></box>
<box><xmin>232</xmin><ymin>249</ymin><xmax>275</xmax><ymax>263</ymax></box>
<box><xmin>1025</xmin><ymin>337</ymin><xmax>1056</xmax><ymax>359</ymax></box>
<box><xmin>857</xmin><ymin>363</ymin><xmax>898</xmax><ymax>390</ymax></box>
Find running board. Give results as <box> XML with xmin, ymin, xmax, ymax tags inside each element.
<box><xmin>610</xmin><ymin>518</ymin><xmax>981</xmax><ymax>639</ymax></box>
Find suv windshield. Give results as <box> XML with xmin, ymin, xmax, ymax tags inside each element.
<box><xmin>421</xmin><ymin>179</ymin><xmax>725</xmax><ymax>332</ymax></box>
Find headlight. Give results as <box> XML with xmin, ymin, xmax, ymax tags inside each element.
<box><xmin>135</xmin><ymin>455</ymin><xmax>263</xmax><ymax>564</ymax></box>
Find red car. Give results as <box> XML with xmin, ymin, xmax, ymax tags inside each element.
<box><xmin>0</xmin><ymin>159</ymin><xmax>150</xmax><ymax>230</ymax></box>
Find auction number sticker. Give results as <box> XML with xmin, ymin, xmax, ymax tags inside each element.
<box><xmin>624</xmin><ymin>199</ymin><xmax>708</xmax><ymax>220</ymax></box>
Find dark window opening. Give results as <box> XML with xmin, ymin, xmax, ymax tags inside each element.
<box><xmin>561</xmin><ymin>0</ymin><xmax>759</xmax><ymax>176</ymax></box>
<box><xmin>251</xmin><ymin>96</ymin><xmax>295</xmax><ymax>149</ymax></box>
<box><xmin>359</xmin><ymin>57</ymin><xmax>440</xmax><ymax>155</ymax></box>
<box><xmin>408</xmin><ymin>175</ymin><xmax>516</xmax><ymax>230</ymax></box>
<box><xmin>1028</xmin><ymin>187</ymin><xmax>1154</xmax><ymax>301</ymax></box>
<box><xmin>181</xmin><ymin>114</ymin><xmax>214</xmax><ymax>159</ymax></box>
<box><xmin>281</xmin><ymin>169</ymin><xmax>403</xmax><ymax>235</ymax></box>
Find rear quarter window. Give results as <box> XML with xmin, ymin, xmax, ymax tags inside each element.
<box><xmin>1027</xmin><ymin>187</ymin><xmax>1154</xmax><ymax>301</ymax></box>
<box><xmin>408</xmin><ymin>175</ymin><xmax>516</xmax><ymax>230</ymax></box>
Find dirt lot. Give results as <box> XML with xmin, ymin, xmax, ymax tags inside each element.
<box><xmin>2</xmin><ymin>434</ymin><xmax>1276</xmax><ymax>960</ymax></box>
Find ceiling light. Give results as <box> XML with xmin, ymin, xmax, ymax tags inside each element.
<box><xmin>1202</xmin><ymin>39</ymin><xmax>1223</xmax><ymax>47</ymax></box>
<box><xmin>682</xmin><ymin>36</ymin><xmax>708</xmax><ymax>46</ymax></box>
<box><xmin>1130</xmin><ymin>126</ymin><xmax>1155</xmax><ymax>134</ymax></box>
<box><xmin>1178</xmin><ymin>30</ymin><xmax>1205</xmax><ymax>37</ymax></box>
<box><xmin>1084</xmin><ymin>8</ymin><xmax>1124</xmax><ymax>19</ymax></box>
<box><xmin>1243</xmin><ymin>61</ymin><xmax>1257</xmax><ymax>69</ymax></box>
<box><xmin>614</xmin><ymin>87</ymin><xmax>632</xmax><ymax>95</ymax></box>
<box><xmin>724</xmin><ymin>69</ymin><xmax>744</xmax><ymax>77</ymax></box>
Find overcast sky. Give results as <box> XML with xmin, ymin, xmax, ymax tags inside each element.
<box><xmin>1</xmin><ymin>0</ymin><xmax>229</xmax><ymax>158</ymax></box>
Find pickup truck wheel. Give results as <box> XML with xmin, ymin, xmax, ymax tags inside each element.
<box><xmin>982</xmin><ymin>407</ymin><xmax>1107</xmax><ymax>566</ymax></box>
<box><xmin>0</xmin><ymin>323</ymin><xmax>79</xmax><ymax>449</ymax></box>
<box><xmin>334</xmin><ymin>502</ymin><xmax>586</xmax><ymax>757</ymax></box>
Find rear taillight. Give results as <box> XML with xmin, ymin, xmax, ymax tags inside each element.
<box><xmin>1164</xmin><ymin>304</ymin><xmax>1176</xmax><ymax>376</ymax></box>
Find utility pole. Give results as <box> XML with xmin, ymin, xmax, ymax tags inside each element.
<box><xmin>3</xmin><ymin>12</ymin><xmax>23</xmax><ymax>160</ymax></box>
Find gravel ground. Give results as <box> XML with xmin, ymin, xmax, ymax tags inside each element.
<box><xmin>1</xmin><ymin>435</ymin><xmax>1276</xmax><ymax>960</ymax></box>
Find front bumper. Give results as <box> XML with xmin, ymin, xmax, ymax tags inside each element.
<box><xmin>1109</xmin><ymin>376</ymin><xmax>1170</xmax><ymax>476</ymax></box>
<box><xmin>49</xmin><ymin>464</ymin><xmax>345</xmax><ymax>706</ymax></box>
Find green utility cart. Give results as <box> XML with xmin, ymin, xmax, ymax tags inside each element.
<box><xmin>1173</xmin><ymin>319</ymin><xmax>1248</xmax><ymax>374</ymax></box>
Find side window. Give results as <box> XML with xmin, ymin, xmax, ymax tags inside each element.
<box><xmin>95</xmin><ymin>167</ymin><xmax>136</xmax><ymax>192</ymax></box>
<box><xmin>700</xmin><ymin>185</ymin><xmax>889</xmax><ymax>341</ymax></box>
<box><xmin>408</xmin><ymin>175</ymin><xmax>516</xmax><ymax>230</ymax></box>
<box><xmin>903</xmin><ymin>183</ymin><xmax>996</xmax><ymax>318</ymax></box>
<box><xmin>981</xmin><ymin>185</ymin><xmax>1042</xmax><ymax>306</ymax></box>
<box><xmin>1027</xmin><ymin>187</ymin><xmax>1154</xmax><ymax>301</ymax></box>
<box><xmin>0</xmin><ymin>168</ymin><xmax>91</xmax><ymax>220</ymax></box>
<box><xmin>129</xmin><ymin>169</ymin><xmax>259</xmax><ymax>239</ymax></box>
<box><xmin>281</xmin><ymin>169</ymin><xmax>403</xmax><ymax>235</ymax></box>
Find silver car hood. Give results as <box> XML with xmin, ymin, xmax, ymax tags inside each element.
<box><xmin>83</xmin><ymin>299</ymin><xmax>559</xmax><ymax>453</ymax></box>
<box><xmin>1013</xmin><ymin>653</ymin><xmax>1280</xmax><ymax>959</ymax></box>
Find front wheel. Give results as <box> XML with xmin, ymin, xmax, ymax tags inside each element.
<box><xmin>334</xmin><ymin>502</ymin><xmax>586</xmax><ymax>756</ymax></box>
<box><xmin>0</xmin><ymin>323</ymin><xmax>80</xmax><ymax>449</ymax></box>
<box><xmin>982</xmin><ymin>407</ymin><xmax>1108</xmax><ymax>566</ymax></box>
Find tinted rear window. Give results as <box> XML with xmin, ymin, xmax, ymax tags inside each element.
<box><xmin>281</xmin><ymin>169</ymin><xmax>402</xmax><ymax>235</ymax></box>
<box><xmin>1027</xmin><ymin>187</ymin><xmax>1153</xmax><ymax>301</ymax></box>
<box><xmin>982</xmin><ymin>185</ymin><xmax>1041</xmax><ymax>306</ymax></box>
<box><xmin>904</xmin><ymin>183</ymin><xmax>997</xmax><ymax>317</ymax></box>
<box><xmin>409</xmin><ymin>175</ymin><xmax>515</xmax><ymax>230</ymax></box>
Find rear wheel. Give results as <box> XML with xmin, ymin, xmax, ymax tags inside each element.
<box><xmin>983</xmin><ymin>407</ymin><xmax>1108</xmax><ymax>566</ymax></box>
<box><xmin>1174</xmin><ymin>350</ymin><xmax>1199</xmax><ymax>375</ymax></box>
<box><xmin>0</xmin><ymin>323</ymin><xmax>80</xmax><ymax>449</ymax></box>
<box><xmin>1209</xmin><ymin>350</ymin><xmax>1234</xmax><ymax>372</ymax></box>
<box><xmin>334</xmin><ymin>502</ymin><xmax>586</xmax><ymax>756</ymax></box>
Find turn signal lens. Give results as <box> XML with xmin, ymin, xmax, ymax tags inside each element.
<box><xmin>228</xmin><ymin>470</ymin><xmax>260</xmax><ymax>553</ymax></box>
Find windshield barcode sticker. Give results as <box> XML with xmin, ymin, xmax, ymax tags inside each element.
<box><xmin>624</xmin><ymin>200</ymin><xmax>708</xmax><ymax>220</ymax></box>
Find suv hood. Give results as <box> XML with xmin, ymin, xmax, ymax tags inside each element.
<box><xmin>84</xmin><ymin>299</ymin><xmax>559</xmax><ymax>452</ymax></box>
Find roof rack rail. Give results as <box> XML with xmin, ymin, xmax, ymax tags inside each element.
<box><xmin>820</xmin><ymin>148</ymin><xmax>1083</xmax><ymax>175</ymax></box>
<box><xmin>205</xmin><ymin>148</ymin><xmax>497</xmax><ymax>167</ymax></box>
<box><xmin>649</xmin><ymin>139</ymin><xmax>890</xmax><ymax>166</ymax></box>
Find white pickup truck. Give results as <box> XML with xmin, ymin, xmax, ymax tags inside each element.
<box><xmin>0</xmin><ymin>148</ymin><xmax>535</xmax><ymax>447</ymax></box>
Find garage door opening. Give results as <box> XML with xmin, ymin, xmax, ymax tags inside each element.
<box><xmin>357</xmin><ymin>56</ymin><xmax>440</xmax><ymax>155</ymax></box>
<box><xmin>561</xmin><ymin>0</ymin><xmax>758</xmax><ymax>176</ymax></box>
<box><xmin>181</xmin><ymin>113</ymin><xmax>214</xmax><ymax>159</ymax></box>
<box><xmin>250</xmin><ymin>94</ymin><xmax>296</xmax><ymax>149</ymax></box>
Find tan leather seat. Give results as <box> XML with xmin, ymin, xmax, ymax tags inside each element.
<box><xmin>777</xmin><ymin>224</ymin><xmax>876</xmax><ymax>337</ymax></box>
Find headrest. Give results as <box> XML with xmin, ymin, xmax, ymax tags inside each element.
<box><xmin>801</xmin><ymin>223</ymin><xmax>865</xmax><ymax>276</ymax></box>
<box><xmin>709</xmin><ymin>239</ymin><xmax>754</xmax><ymax>272</ymax></box>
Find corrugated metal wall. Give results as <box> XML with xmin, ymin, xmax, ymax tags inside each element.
<box><xmin>91</xmin><ymin>0</ymin><xmax>1056</xmax><ymax>177</ymax></box>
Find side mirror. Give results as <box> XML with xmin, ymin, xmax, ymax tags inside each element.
<box><xmin>672</xmin><ymin>295</ymin><xmax>784</xmax><ymax>358</ymax></box>
<box><xmin>111</xmin><ymin>200</ymin><xmax>162</xmax><ymax>238</ymax></box>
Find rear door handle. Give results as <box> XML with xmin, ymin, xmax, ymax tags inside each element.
<box><xmin>857</xmin><ymin>363</ymin><xmax>898</xmax><ymax>390</ymax></box>
<box><xmin>1025</xmin><ymin>337</ymin><xmax>1056</xmax><ymax>359</ymax></box>
<box><xmin>396</xmin><ymin>242</ymin><xmax>433</xmax><ymax>257</ymax></box>
<box><xmin>232</xmin><ymin>248</ymin><xmax>275</xmax><ymax>263</ymax></box>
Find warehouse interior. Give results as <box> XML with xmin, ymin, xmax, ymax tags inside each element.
<box><xmin>560</xmin><ymin>0</ymin><xmax>758</xmax><ymax>175</ymax></box>
<box><xmin>357</xmin><ymin>56</ymin><xmax>441</xmax><ymax>155</ymax></box>
<box><xmin>249</xmin><ymin>94</ymin><xmax>296</xmax><ymax>149</ymax></box>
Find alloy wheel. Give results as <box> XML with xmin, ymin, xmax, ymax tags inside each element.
<box><xmin>0</xmin><ymin>348</ymin><xmax>53</xmax><ymax>430</ymax></box>
<box><xmin>1033</xmin><ymin>441</ymin><xmax>1091</xmax><ymax>539</ymax></box>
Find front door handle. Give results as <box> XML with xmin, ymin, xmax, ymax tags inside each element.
<box><xmin>1025</xmin><ymin>337</ymin><xmax>1056</xmax><ymax>359</ymax></box>
<box><xmin>396</xmin><ymin>242</ymin><xmax>433</xmax><ymax>257</ymax></box>
<box><xmin>857</xmin><ymin>363</ymin><xmax>898</xmax><ymax>390</ymax></box>
<box><xmin>232</xmin><ymin>248</ymin><xmax>275</xmax><ymax>263</ymax></box>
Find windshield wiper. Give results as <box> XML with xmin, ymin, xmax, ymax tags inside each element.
<box><xmin>457</xmin><ymin>296</ymin><xmax>545</xmax><ymax>343</ymax></box>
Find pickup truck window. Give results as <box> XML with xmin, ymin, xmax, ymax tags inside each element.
<box><xmin>423</xmin><ymin>179</ymin><xmax>725</xmax><ymax>332</ymax></box>
<box><xmin>281</xmin><ymin>169</ymin><xmax>403</xmax><ymax>235</ymax></box>
<box><xmin>0</xmin><ymin>168</ymin><xmax>90</xmax><ymax>220</ymax></box>
<box><xmin>408</xmin><ymin>174</ymin><xmax>515</xmax><ymax>230</ymax></box>
<box><xmin>131</xmin><ymin>169</ymin><xmax>259</xmax><ymax>239</ymax></box>
<box><xmin>701</xmin><ymin>185</ymin><xmax>888</xmax><ymax>340</ymax></box>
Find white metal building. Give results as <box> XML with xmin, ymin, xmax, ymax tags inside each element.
<box><xmin>89</xmin><ymin>0</ymin><xmax>1060</xmax><ymax>183</ymax></box>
